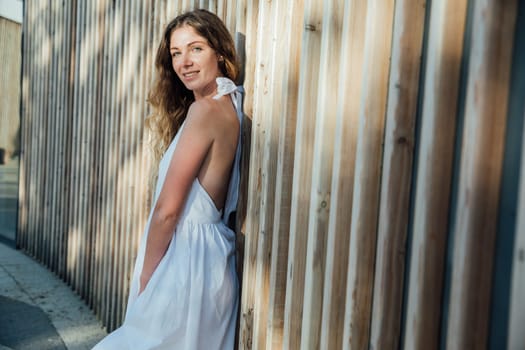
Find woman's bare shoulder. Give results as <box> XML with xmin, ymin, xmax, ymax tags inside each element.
<box><xmin>187</xmin><ymin>96</ymin><xmax>238</xmax><ymax>131</ymax></box>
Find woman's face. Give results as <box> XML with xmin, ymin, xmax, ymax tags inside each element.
<box><xmin>169</xmin><ymin>25</ymin><xmax>222</xmax><ymax>99</ymax></box>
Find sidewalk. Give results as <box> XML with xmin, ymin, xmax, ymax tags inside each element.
<box><xmin>0</xmin><ymin>242</ymin><xmax>107</xmax><ymax>349</ymax></box>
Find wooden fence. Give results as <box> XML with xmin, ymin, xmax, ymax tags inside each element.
<box><xmin>18</xmin><ymin>0</ymin><xmax>525</xmax><ymax>349</ymax></box>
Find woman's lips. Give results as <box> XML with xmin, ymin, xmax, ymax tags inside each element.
<box><xmin>182</xmin><ymin>71</ymin><xmax>199</xmax><ymax>79</ymax></box>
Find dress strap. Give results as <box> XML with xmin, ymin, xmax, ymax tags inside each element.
<box><xmin>214</xmin><ymin>77</ymin><xmax>244</xmax><ymax>226</ymax></box>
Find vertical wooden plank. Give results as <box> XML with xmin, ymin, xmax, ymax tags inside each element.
<box><xmin>27</xmin><ymin>0</ymin><xmax>35</xmax><ymax>255</ymax></box>
<box><xmin>264</xmin><ymin>0</ymin><xmax>305</xmax><ymax>348</ymax></box>
<box><xmin>40</xmin><ymin>2</ymin><xmax>50</xmax><ymax>260</ymax></box>
<box><xmin>299</xmin><ymin>0</ymin><xmax>344</xmax><ymax>347</ymax></box>
<box><xmin>225</xmin><ymin>0</ymin><xmax>236</xmax><ymax>33</ymax></box>
<box><xmin>446</xmin><ymin>0</ymin><xmax>518</xmax><ymax>348</ymax></box>
<box><xmin>92</xmin><ymin>0</ymin><xmax>108</xmax><ymax>314</ymax></box>
<box><xmin>250</xmin><ymin>0</ymin><xmax>293</xmax><ymax>348</ymax></box>
<box><xmin>113</xmin><ymin>0</ymin><xmax>128</xmax><ymax>327</ymax></box>
<box><xmin>182</xmin><ymin>0</ymin><xmax>192</xmax><ymax>13</ymax></box>
<box><xmin>104</xmin><ymin>0</ymin><xmax>122</xmax><ymax>330</ymax></box>
<box><xmin>18</xmin><ymin>0</ymin><xmax>29</xmax><ymax>250</ymax></box>
<box><xmin>403</xmin><ymin>1</ymin><xmax>468</xmax><ymax>348</ymax></box>
<box><xmin>117</xmin><ymin>0</ymin><xmax>129</xmax><ymax>327</ymax></box>
<box><xmin>134</xmin><ymin>0</ymin><xmax>153</xmax><ymax>304</ymax></box>
<box><xmin>238</xmin><ymin>0</ymin><xmax>260</xmax><ymax>347</ymax></box>
<box><xmin>29</xmin><ymin>0</ymin><xmax>38</xmax><ymax>258</ymax></box>
<box><xmin>208</xmin><ymin>0</ymin><xmax>217</xmax><ymax>13</ymax></box>
<box><xmin>27</xmin><ymin>0</ymin><xmax>37</xmax><ymax>257</ymax></box>
<box><xmin>342</xmin><ymin>0</ymin><xmax>395</xmax><ymax>348</ymax></box>
<box><xmin>242</xmin><ymin>1</ymin><xmax>276</xmax><ymax>349</ymax></box>
<box><xmin>81</xmin><ymin>0</ymin><xmax>96</xmax><ymax>299</ymax></box>
<box><xmin>29</xmin><ymin>0</ymin><xmax>40</xmax><ymax>257</ymax></box>
<box><xmin>90</xmin><ymin>0</ymin><xmax>108</xmax><ymax>308</ymax></box>
<box><xmin>67</xmin><ymin>0</ymin><xmax>83</xmax><ymax>286</ymax></box>
<box><xmin>50</xmin><ymin>0</ymin><xmax>64</xmax><ymax>273</ymax></box>
<box><xmin>61</xmin><ymin>0</ymin><xmax>76</xmax><ymax>280</ymax></box>
<box><xmin>216</xmin><ymin>0</ymin><xmax>226</xmax><ymax>22</ymax></box>
<box><xmin>79</xmin><ymin>0</ymin><xmax>95</xmax><ymax>297</ymax></box>
<box><xmin>369</xmin><ymin>0</ymin><xmax>426</xmax><ymax>348</ymax></box>
<box><xmin>119</xmin><ymin>0</ymin><xmax>140</xmax><ymax>323</ymax></box>
<box><xmin>508</xmin><ymin>111</ymin><xmax>525</xmax><ymax>350</ymax></box>
<box><xmin>88</xmin><ymin>0</ymin><xmax>101</xmax><ymax>302</ymax></box>
<box><xmin>100</xmin><ymin>0</ymin><xmax>116</xmax><ymax>326</ymax></box>
<box><xmin>281</xmin><ymin>0</ymin><xmax>323</xmax><ymax>348</ymax></box>
<box><xmin>54</xmin><ymin>0</ymin><xmax>65</xmax><ymax>273</ymax></box>
<box><xmin>319</xmin><ymin>1</ymin><xmax>367</xmax><ymax>349</ymax></box>
<box><xmin>44</xmin><ymin>0</ymin><xmax>57</xmax><ymax>270</ymax></box>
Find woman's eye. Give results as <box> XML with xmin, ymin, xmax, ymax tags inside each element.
<box><xmin>192</xmin><ymin>47</ymin><xmax>203</xmax><ymax>52</ymax></box>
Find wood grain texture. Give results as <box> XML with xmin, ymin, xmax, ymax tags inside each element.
<box><xmin>238</xmin><ymin>0</ymin><xmax>261</xmax><ymax>347</ymax></box>
<box><xmin>319</xmin><ymin>1</ymin><xmax>367</xmax><ymax>349</ymax></box>
<box><xmin>403</xmin><ymin>1</ymin><xmax>468</xmax><ymax>348</ymax></box>
<box><xmin>251</xmin><ymin>0</ymin><xmax>282</xmax><ymax>347</ymax></box>
<box><xmin>446</xmin><ymin>0</ymin><xmax>518</xmax><ymax>348</ymax></box>
<box><xmin>265</xmin><ymin>0</ymin><xmax>304</xmax><ymax>348</ymax></box>
<box><xmin>282</xmin><ymin>0</ymin><xmax>323</xmax><ymax>348</ymax></box>
<box><xmin>369</xmin><ymin>0</ymin><xmax>426</xmax><ymax>349</ymax></box>
<box><xmin>300</xmin><ymin>0</ymin><xmax>345</xmax><ymax>348</ymax></box>
<box><xmin>343</xmin><ymin>0</ymin><xmax>395</xmax><ymax>348</ymax></box>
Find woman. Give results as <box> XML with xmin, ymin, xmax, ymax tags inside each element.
<box><xmin>93</xmin><ymin>9</ymin><xmax>242</xmax><ymax>349</ymax></box>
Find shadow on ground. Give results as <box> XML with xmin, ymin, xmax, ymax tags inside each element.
<box><xmin>0</xmin><ymin>295</ymin><xmax>66</xmax><ymax>350</ymax></box>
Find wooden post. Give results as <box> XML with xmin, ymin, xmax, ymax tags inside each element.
<box><xmin>238</xmin><ymin>0</ymin><xmax>261</xmax><ymax>347</ymax></box>
<box><xmin>319</xmin><ymin>1</ymin><xmax>367</xmax><ymax>349</ymax></box>
<box><xmin>282</xmin><ymin>0</ymin><xmax>323</xmax><ymax>348</ymax></box>
<box><xmin>343</xmin><ymin>0</ymin><xmax>395</xmax><ymax>348</ymax></box>
<box><xmin>264</xmin><ymin>0</ymin><xmax>304</xmax><ymax>348</ymax></box>
<box><xmin>403</xmin><ymin>1</ymin><xmax>468</xmax><ymax>348</ymax></box>
<box><xmin>369</xmin><ymin>0</ymin><xmax>426</xmax><ymax>348</ymax></box>
<box><xmin>446</xmin><ymin>0</ymin><xmax>518</xmax><ymax>348</ymax></box>
<box><xmin>300</xmin><ymin>0</ymin><xmax>345</xmax><ymax>348</ymax></box>
<box><xmin>250</xmin><ymin>0</ymin><xmax>294</xmax><ymax>348</ymax></box>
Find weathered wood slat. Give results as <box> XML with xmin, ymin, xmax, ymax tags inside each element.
<box><xmin>369</xmin><ymin>0</ymin><xmax>426</xmax><ymax>348</ymax></box>
<box><xmin>343</xmin><ymin>0</ymin><xmax>395</xmax><ymax>348</ymax></box>
<box><xmin>99</xmin><ymin>0</ymin><xmax>114</xmax><ymax>325</ymax></box>
<box><xmin>446</xmin><ymin>0</ymin><xmax>518</xmax><ymax>348</ymax></box>
<box><xmin>282</xmin><ymin>0</ymin><xmax>323</xmax><ymax>348</ymax></box>
<box><xmin>264</xmin><ymin>0</ymin><xmax>304</xmax><ymax>348</ymax></box>
<box><xmin>238</xmin><ymin>0</ymin><xmax>260</xmax><ymax>346</ymax></box>
<box><xmin>250</xmin><ymin>0</ymin><xmax>285</xmax><ymax>347</ymax></box>
<box><xmin>300</xmin><ymin>0</ymin><xmax>345</xmax><ymax>348</ymax></box>
<box><xmin>403</xmin><ymin>1</ymin><xmax>468</xmax><ymax>348</ymax></box>
<box><xmin>319</xmin><ymin>1</ymin><xmax>367</xmax><ymax>348</ymax></box>
<box><xmin>17</xmin><ymin>1</ymin><xmax>29</xmax><ymax>251</ymax></box>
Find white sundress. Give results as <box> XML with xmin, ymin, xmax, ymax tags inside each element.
<box><xmin>93</xmin><ymin>77</ymin><xmax>243</xmax><ymax>350</ymax></box>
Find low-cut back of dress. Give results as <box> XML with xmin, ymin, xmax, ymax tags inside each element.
<box><xmin>93</xmin><ymin>77</ymin><xmax>243</xmax><ymax>350</ymax></box>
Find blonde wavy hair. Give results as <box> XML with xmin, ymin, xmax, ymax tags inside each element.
<box><xmin>146</xmin><ymin>9</ymin><xmax>240</xmax><ymax>162</ymax></box>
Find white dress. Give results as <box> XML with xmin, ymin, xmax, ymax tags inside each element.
<box><xmin>93</xmin><ymin>77</ymin><xmax>243</xmax><ymax>350</ymax></box>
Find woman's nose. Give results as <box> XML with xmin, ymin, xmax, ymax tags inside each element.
<box><xmin>181</xmin><ymin>53</ymin><xmax>193</xmax><ymax>67</ymax></box>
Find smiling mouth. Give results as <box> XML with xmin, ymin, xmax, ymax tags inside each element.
<box><xmin>183</xmin><ymin>71</ymin><xmax>199</xmax><ymax>78</ymax></box>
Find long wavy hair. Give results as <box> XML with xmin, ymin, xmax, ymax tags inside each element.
<box><xmin>146</xmin><ymin>9</ymin><xmax>240</xmax><ymax>162</ymax></box>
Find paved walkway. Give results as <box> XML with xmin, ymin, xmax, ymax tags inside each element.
<box><xmin>0</xmin><ymin>243</ymin><xmax>107</xmax><ymax>349</ymax></box>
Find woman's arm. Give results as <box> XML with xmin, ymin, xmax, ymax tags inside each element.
<box><xmin>139</xmin><ymin>102</ymin><xmax>215</xmax><ymax>294</ymax></box>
